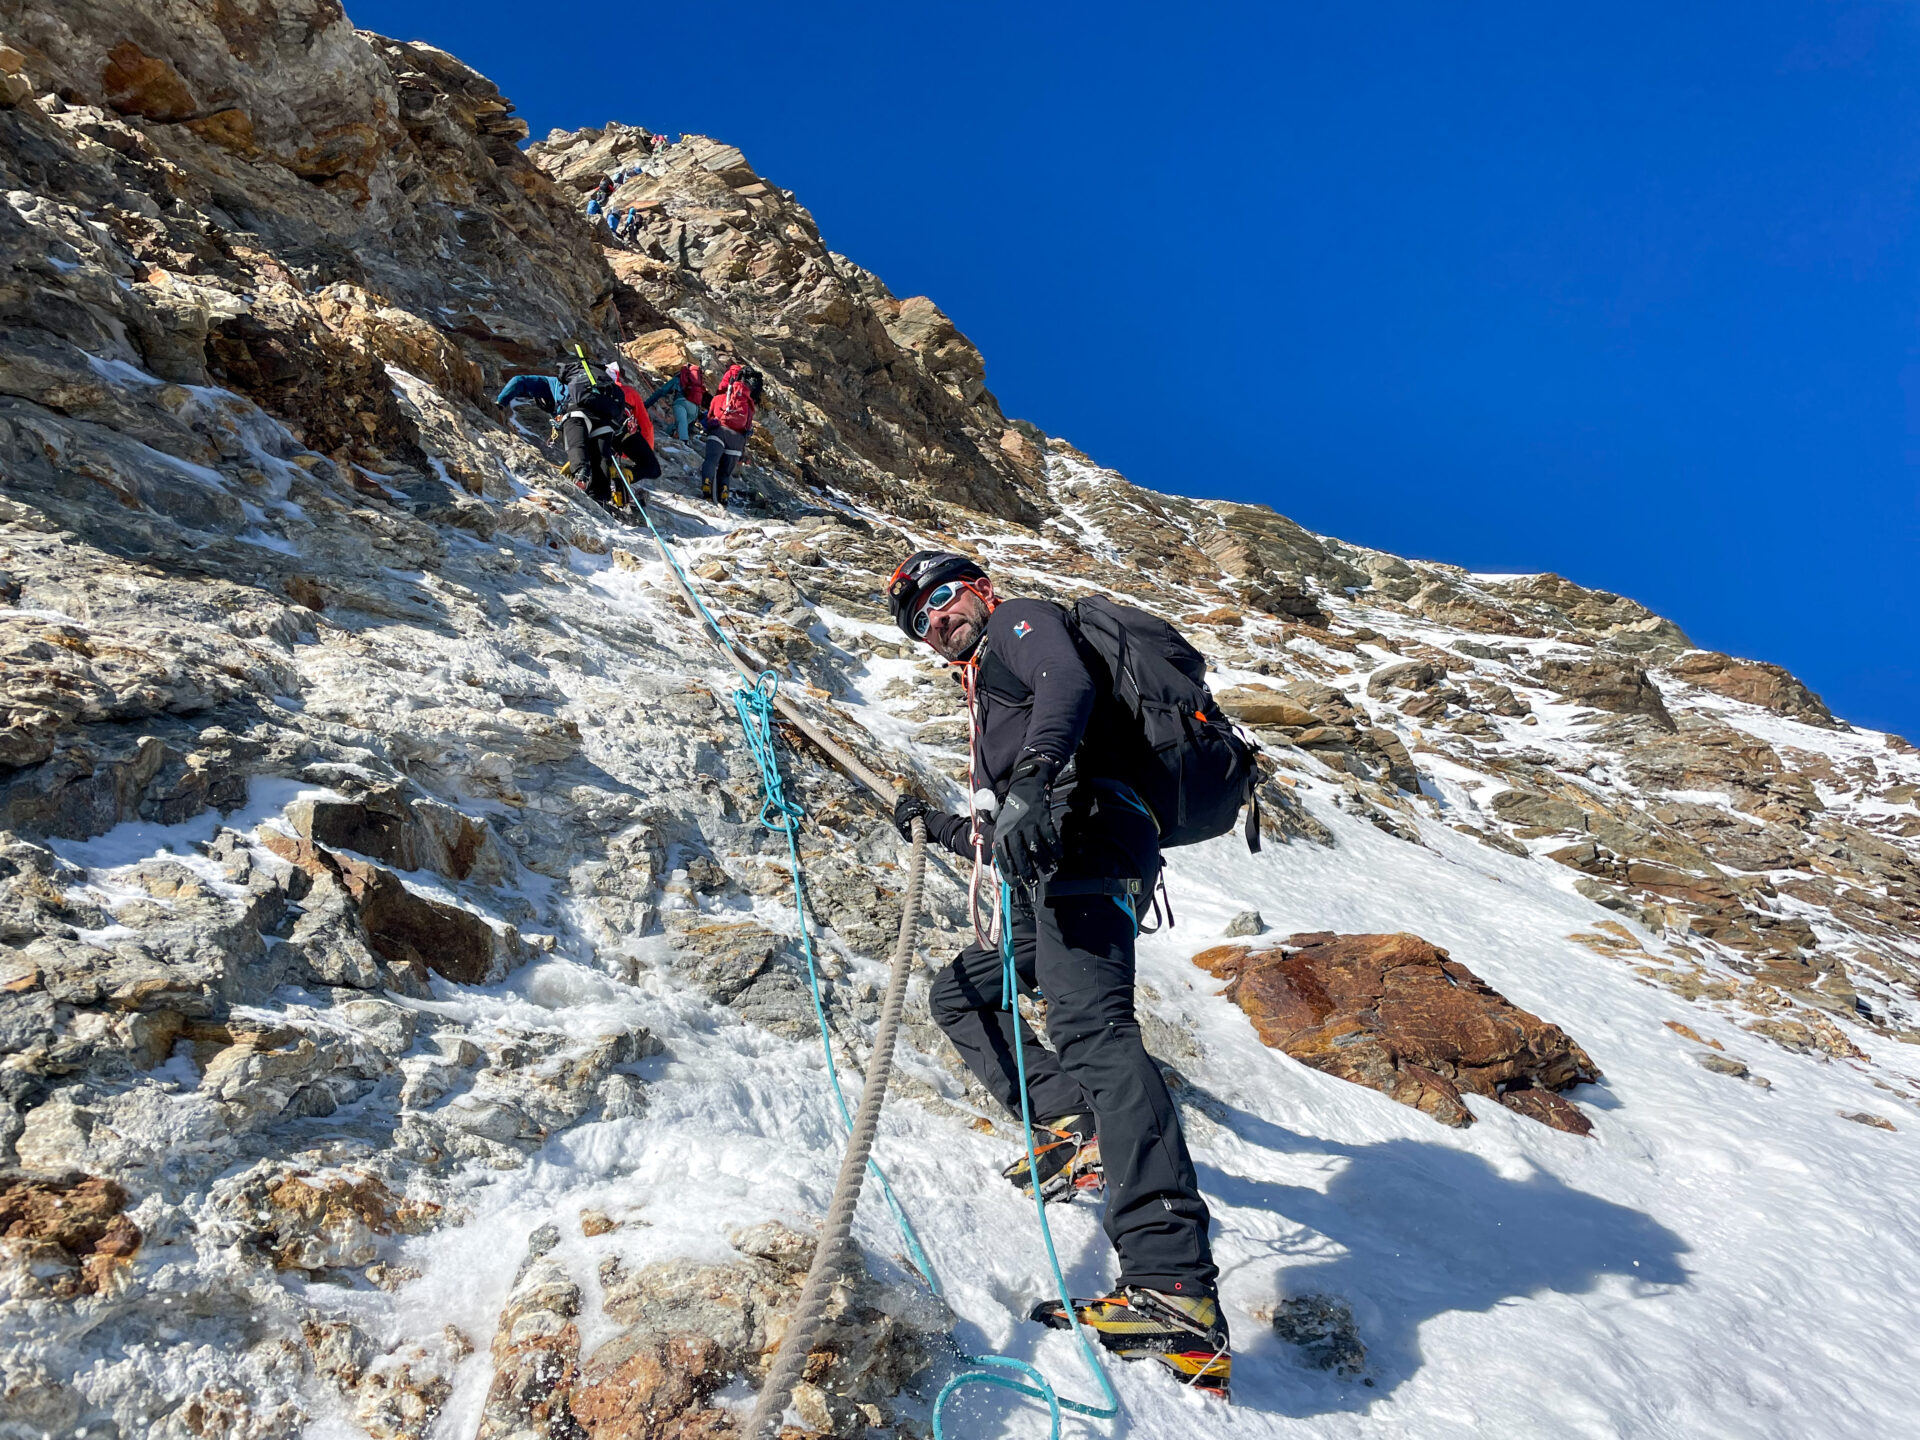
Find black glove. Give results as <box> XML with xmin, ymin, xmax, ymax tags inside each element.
<box><xmin>893</xmin><ymin>794</ymin><xmax>932</xmax><ymax>843</ymax></box>
<box><xmin>993</xmin><ymin>756</ymin><xmax>1063</xmax><ymax>888</ymax></box>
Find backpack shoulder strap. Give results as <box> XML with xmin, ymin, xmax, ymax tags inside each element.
<box><xmin>1065</xmin><ymin>596</ymin><xmax>1131</xmax><ymax>706</ymax></box>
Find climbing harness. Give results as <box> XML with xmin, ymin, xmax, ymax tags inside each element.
<box><xmin>957</xmin><ymin>656</ymin><xmax>1002</xmax><ymax>951</ymax></box>
<box><xmin>567</xmin><ymin>348</ymin><xmax>1114</xmax><ymax>1440</ymax></box>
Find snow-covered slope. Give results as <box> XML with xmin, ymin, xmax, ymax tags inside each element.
<box><xmin>2</xmin><ymin>7</ymin><xmax>1918</xmax><ymax>1439</ymax></box>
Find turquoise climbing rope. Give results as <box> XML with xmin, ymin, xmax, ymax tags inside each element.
<box><xmin>732</xmin><ymin>670</ymin><xmax>939</xmax><ymax>1291</ymax></box>
<box><xmin>582</xmin><ymin>357</ymin><xmax>945</xmax><ymax>1285</ymax></box>
<box><xmin>627</xmin><ymin>476</ymin><xmax>748</xmax><ymax>660</ymax></box>
<box><xmin>927</xmin><ymin>881</ymin><xmax>1122</xmax><ymax>1440</ymax></box>
<box><xmin>728</xmin><ymin>630</ymin><xmax>1117</xmax><ymax>1439</ymax></box>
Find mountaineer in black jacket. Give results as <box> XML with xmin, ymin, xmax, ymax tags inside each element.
<box><xmin>884</xmin><ymin>549</ymin><xmax>1231</xmax><ymax>1398</ymax></box>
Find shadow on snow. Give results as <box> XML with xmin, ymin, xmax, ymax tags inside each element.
<box><xmin>1204</xmin><ymin>1099</ymin><xmax>1690</xmax><ymax>1418</ymax></box>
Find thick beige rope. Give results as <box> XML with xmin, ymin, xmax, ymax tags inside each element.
<box><xmin>743</xmin><ymin>813</ymin><xmax>928</xmax><ymax>1440</ymax></box>
<box><xmin>625</xmin><ymin>498</ymin><xmax>934</xmax><ymax>1437</ymax></box>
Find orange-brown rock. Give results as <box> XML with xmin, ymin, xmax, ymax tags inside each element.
<box><xmin>624</xmin><ymin>327</ymin><xmax>693</xmax><ymax>375</ymax></box>
<box><xmin>1215</xmin><ymin>686</ymin><xmax>1320</xmax><ymax>729</ymax></box>
<box><xmin>100</xmin><ymin>41</ymin><xmax>199</xmax><ymax>122</ymax></box>
<box><xmin>475</xmin><ymin>1228</ymin><xmax>586</xmax><ymax>1440</ymax></box>
<box><xmin>253</xmin><ymin>1169</ymin><xmax>441</xmax><ymax>1272</ymax></box>
<box><xmin>1668</xmin><ymin>650</ymin><xmax>1839</xmax><ymax>729</ymax></box>
<box><xmin>1194</xmin><ymin>932</ymin><xmax>1601</xmax><ymax>1133</ymax></box>
<box><xmin>312</xmin><ymin>284</ymin><xmax>490</xmax><ymax>406</ymax></box>
<box><xmin>0</xmin><ymin>1171</ymin><xmax>141</xmax><ymax>1296</ymax></box>
<box><xmin>260</xmin><ymin>828</ymin><xmax>516</xmax><ymax>984</ymax></box>
<box><xmin>570</xmin><ymin>1333</ymin><xmax>735</xmax><ymax>1440</ymax></box>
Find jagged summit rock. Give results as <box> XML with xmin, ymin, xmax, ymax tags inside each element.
<box><xmin>0</xmin><ymin>6</ymin><xmax>1916</xmax><ymax>1438</ymax></box>
<box><xmin>527</xmin><ymin>120</ymin><xmax>1048</xmax><ymax>524</ymax></box>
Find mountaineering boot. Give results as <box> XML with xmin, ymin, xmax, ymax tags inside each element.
<box><xmin>1030</xmin><ymin>1286</ymin><xmax>1231</xmax><ymax>1399</ymax></box>
<box><xmin>1001</xmin><ymin>1113</ymin><xmax>1103</xmax><ymax>1203</ymax></box>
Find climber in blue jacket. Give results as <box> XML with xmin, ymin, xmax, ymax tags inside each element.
<box><xmin>494</xmin><ymin>374</ymin><xmax>566</xmax><ymax>416</ymax></box>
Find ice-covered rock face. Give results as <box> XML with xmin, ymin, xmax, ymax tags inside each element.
<box><xmin>3</xmin><ymin>7</ymin><xmax>1920</xmax><ymax>1439</ymax></box>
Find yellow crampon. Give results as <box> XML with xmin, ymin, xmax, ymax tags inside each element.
<box><xmin>1030</xmin><ymin>1287</ymin><xmax>1232</xmax><ymax>1399</ymax></box>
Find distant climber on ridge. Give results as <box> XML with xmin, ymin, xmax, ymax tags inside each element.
<box><xmin>698</xmin><ymin>362</ymin><xmax>759</xmax><ymax>507</ymax></box>
<box><xmin>885</xmin><ymin>549</ymin><xmax>1233</xmax><ymax>1398</ymax></box>
<box><xmin>646</xmin><ymin>361</ymin><xmax>707</xmax><ymax>443</ymax></box>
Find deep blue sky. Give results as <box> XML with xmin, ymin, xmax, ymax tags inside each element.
<box><xmin>355</xmin><ymin>1</ymin><xmax>1919</xmax><ymax>739</ymax></box>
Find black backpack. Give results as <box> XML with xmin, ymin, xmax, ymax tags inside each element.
<box><xmin>1069</xmin><ymin>595</ymin><xmax>1261</xmax><ymax>851</ymax></box>
<box><xmin>558</xmin><ymin>360</ymin><xmax>626</xmax><ymax>419</ymax></box>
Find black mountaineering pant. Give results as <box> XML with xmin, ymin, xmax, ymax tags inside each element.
<box><xmin>928</xmin><ymin>789</ymin><xmax>1217</xmax><ymax>1296</ymax></box>
<box><xmin>699</xmin><ymin>423</ymin><xmax>747</xmax><ymax>504</ymax></box>
<box><xmin>561</xmin><ymin>410</ymin><xmax>617</xmax><ymax>505</ymax></box>
<box><xmin>615</xmin><ymin>429</ymin><xmax>662</xmax><ymax>482</ymax></box>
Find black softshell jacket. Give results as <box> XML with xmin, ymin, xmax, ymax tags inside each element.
<box><xmin>923</xmin><ymin>598</ymin><xmax>1139</xmax><ymax>860</ymax></box>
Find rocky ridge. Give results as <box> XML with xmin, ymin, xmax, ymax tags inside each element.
<box><xmin>0</xmin><ymin>5</ymin><xmax>1917</xmax><ymax>1439</ymax></box>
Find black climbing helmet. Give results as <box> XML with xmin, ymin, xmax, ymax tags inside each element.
<box><xmin>886</xmin><ymin>550</ymin><xmax>987</xmax><ymax>639</ymax></box>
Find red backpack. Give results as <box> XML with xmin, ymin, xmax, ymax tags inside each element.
<box><xmin>679</xmin><ymin>363</ymin><xmax>706</xmax><ymax>407</ymax></box>
<box><xmin>708</xmin><ymin>369</ymin><xmax>754</xmax><ymax>432</ymax></box>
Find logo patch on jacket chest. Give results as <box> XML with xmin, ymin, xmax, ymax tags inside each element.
<box><xmin>1012</xmin><ymin>620</ymin><xmax>1032</xmax><ymax>639</ymax></box>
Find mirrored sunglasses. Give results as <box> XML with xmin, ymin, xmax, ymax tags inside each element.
<box><xmin>911</xmin><ymin>581</ymin><xmax>966</xmax><ymax>638</ymax></box>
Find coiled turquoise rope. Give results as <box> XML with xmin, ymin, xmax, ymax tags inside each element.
<box><xmin>732</xmin><ymin>670</ymin><xmax>938</xmax><ymax>1290</ymax></box>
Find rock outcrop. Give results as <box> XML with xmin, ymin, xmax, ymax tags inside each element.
<box><xmin>527</xmin><ymin>125</ymin><xmax>1048</xmax><ymax>526</ymax></box>
<box><xmin>1194</xmin><ymin>933</ymin><xmax>1603</xmax><ymax>1134</ymax></box>
<box><xmin>0</xmin><ymin>1170</ymin><xmax>140</xmax><ymax>1297</ymax></box>
<box><xmin>1666</xmin><ymin>649</ymin><xmax>1840</xmax><ymax>728</ymax></box>
<box><xmin>562</xmin><ymin>1221</ymin><xmax>948</xmax><ymax>1439</ymax></box>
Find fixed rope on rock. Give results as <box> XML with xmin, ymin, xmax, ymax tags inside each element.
<box><xmin>666</xmin><ymin>535</ymin><xmax>1110</xmax><ymax>1439</ymax></box>
<box><xmin>732</xmin><ymin>670</ymin><xmax>937</xmax><ymax>1290</ymax></box>
<box><xmin>589</xmin><ymin>402</ymin><xmax>938</xmax><ymax>1437</ymax></box>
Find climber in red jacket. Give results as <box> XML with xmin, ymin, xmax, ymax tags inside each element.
<box><xmin>698</xmin><ymin>363</ymin><xmax>759</xmax><ymax>507</ymax></box>
<box><xmin>598</xmin><ymin>360</ymin><xmax>660</xmax><ymax>494</ymax></box>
